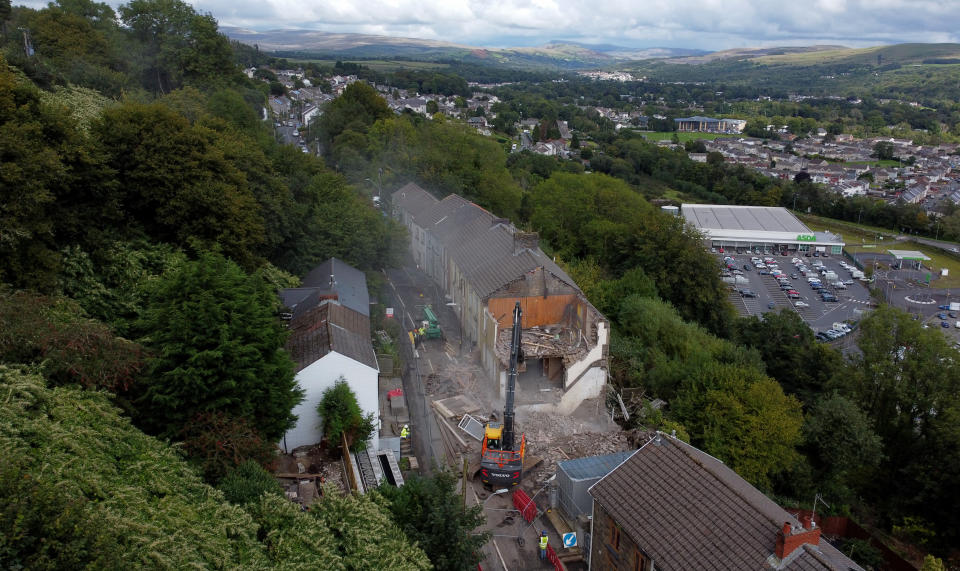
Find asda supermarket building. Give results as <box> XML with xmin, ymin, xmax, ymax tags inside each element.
<box><xmin>681</xmin><ymin>204</ymin><xmax>845</xmax><ymax>255</ymax></box>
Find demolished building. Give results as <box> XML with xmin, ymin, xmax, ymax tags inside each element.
<box><xmin>391</xmin><ymin>182</ymin><xmax>609</xmax><ymax>414</ymax></box>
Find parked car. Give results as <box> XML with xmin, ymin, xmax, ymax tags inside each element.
<box><xmin>825</xmin><ymin>330</ymin><xmax>842</xmax><ymax>339</ymax></box>
<box><xmin>791</xmin><ymin>273</ymin><xmax>799</xmax><ymax>279</ymax></box>
<box><xmin>743</xmin><ymin>263</ymin><xmax>753</xmax><ymax>271</ymax></box>
<box><xmin>950</xmin><ymin>312</ymin><xmax>958</xmax><ymax>319</ymax></box>
<box><xmin>759</xmin><ymin>270</ymin><xmax>770</xmax><ymax>275</ymax></box>
<box><xmin>938</xmin><ymin>312</ymin><xmax>947</xmax><ymax>320</ymax></box>
<box><xmin>843</xmin><ymin>280</ymin><xmax>854</xmax><ymax>285</ymax></box>
<box><xmin>740</xmin><ymin>289</ymin><xmax>757</xmax><ymax>298</ymax></box>
<box><xmin>787</xmin><ymin>291</ymin><xmax>800</xmax><ymax>299</ymax></box>
<box><xmin>821</xmin><ymin>293</ymin><xmax>838</xmax><ymax>302</ymax></box>
<box><xmin>938</xmin><ymin>304</ymin><xmax>951</xmax><ymax>310</ymax></box>
<box><xmin>795</xmin><ymin>301</ymin><xmax>809</xmax><ymax>308</ymax></box>
<box><xmin>815</xmin><ymin>332</ymin><xmax>831</xmax><ymax>341</ymax></box>
<box><xmin>942</xmin><ymin>321</ymin><xmax>951</xmax><ymax>328</ymax></box>
<box><xmin>768</xmin><ymin>301</ymin><xmax>776</xmax><ymax>309</ymax></box>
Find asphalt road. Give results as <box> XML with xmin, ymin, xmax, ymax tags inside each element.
<box><xmin>384</xmin><ymin>266</ymin><xmax>454</xmax><ymax>474</ymax></box>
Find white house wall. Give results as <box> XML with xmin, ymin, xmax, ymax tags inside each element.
<box><xmin>565</xmin><ymin>322</ymin><xmax>608</xmax><ymax>389</ymax></box>
<box><xmin>282</xmin><ymin>351</ymin><xmax>380</xmax><ymax>452</ymax></box>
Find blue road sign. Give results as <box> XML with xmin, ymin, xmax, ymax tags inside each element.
<box><xmin>562</xmin><ymin>532</ymin><xmax>577</xmax><ymax>548</ymax></box>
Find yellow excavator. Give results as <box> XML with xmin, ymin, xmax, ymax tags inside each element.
<box><xmin>480</xmin><ymin>301</ymin><xmax>526</xmax><ymax>486</ymax></box>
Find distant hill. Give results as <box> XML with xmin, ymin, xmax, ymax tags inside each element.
<box><xmin>617</xmin><ymin>42</ymin><xmax>960</xmax><ymax>100</ymax></box>
<box><xmin>221</xmin><ymin>27</ymin><xmax>709</xmax><ymax>69</ymax></box>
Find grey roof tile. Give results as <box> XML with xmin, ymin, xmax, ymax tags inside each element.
<box><xmin>301</xmin><ymin>257</ymin><xmax>370</xmax><ymax>316</ymax></box>
<box><xmin>392</xmin><ymin>183</ymin><xmax>580</xmax><ymax>299</ymax></box>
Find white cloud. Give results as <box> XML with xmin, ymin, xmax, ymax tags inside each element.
<box><xmin>14</xmin><ymin>0</ymin><xmax>960</xmax><ymax>49</ymax></box>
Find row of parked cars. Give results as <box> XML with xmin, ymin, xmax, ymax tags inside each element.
<box><xmin>816</xmin><ymin>322</ymin><xmax>852</xmax><ymax>341</ymax></box>
<box><xmin>788</xmin><ymin>257</ymin><xmax>847</xmax><ymax>303</ymax></box>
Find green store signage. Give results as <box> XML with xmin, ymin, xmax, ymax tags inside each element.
<box><xmin>796</xmin><ymin>234</ymin><xmax>817</xmax><ymax>242</ymax></box>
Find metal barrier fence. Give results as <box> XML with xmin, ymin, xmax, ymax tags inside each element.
<box><xmin>513</xmin><ymin>489</ymin><xmax>538</xmax><ymax>523</ymax></box>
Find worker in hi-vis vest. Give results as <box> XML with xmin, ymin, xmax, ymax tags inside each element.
<box><xmin>400</xmin><ymin>424</ymin><xmax>409</xmax><ymax>439</ymax></box>
<box><xmin>539</xmin><ymin>531</ymin><xmax>548</xmax><ymax>560</ymax></box>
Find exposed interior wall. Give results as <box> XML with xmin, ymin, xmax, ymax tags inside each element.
<box><xmin>488</xmin><ymin>294</ymin><xmax>579</xmax><ymax>329</ymax></box>
<box><xmin>566</xmin><ymin>322</ymin><xmax>608</xmax><ymax>388</ymax></box>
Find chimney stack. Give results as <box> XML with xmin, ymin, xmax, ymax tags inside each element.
<box><xmin>775</xmin><ymin>519</ymin><xmax>821</xmax><ymax>560</ymax></box>
<box><xmin>513</xmin><ymin>231</ymin><xmax>539</xmax><ymax>254</ymax></box>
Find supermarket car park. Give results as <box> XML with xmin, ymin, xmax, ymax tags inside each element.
<box><xmin>720</xmin><ymin>252</ymin><xmax>874</xmax><ymax>336</ymax></box>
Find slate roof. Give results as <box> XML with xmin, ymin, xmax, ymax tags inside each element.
<box><xmin>300</xmin><ymin>257</ymin><xmax>370</xmax><ymax>316</ymax></box>
<box><xmin>286</xmin><ymin>302</ymin><xmax>378</xmax><ymax>372</ymax></box>
<box><xmin>589</xmin><ymin>433</ymin><xmax>862</xmax><ymax>571</ymax></box>
<box><xmin>392</xmin><ymin>182</ymin><xmax>439</xmax><ymax>216</ymax></box>
<box><xmin>393</xmin><ymin>183</ymin><xmax>579</xmax><ymax>299</ymax></box>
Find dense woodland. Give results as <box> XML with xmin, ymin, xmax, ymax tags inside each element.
<box><xmin>1</xmin><ymin>0</ymin><xmax>959</xmax><ymax>567</ymax></box>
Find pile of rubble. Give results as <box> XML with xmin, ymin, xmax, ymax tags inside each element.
<box><xmin>516</xmin><ymin>409</ymin><xmax>630</xmax><ymax>488</ymax></box>
<box><xmin>495</xmin><ymin>327</ymin><xmax>590</xmax><ymax>367</ymax></box>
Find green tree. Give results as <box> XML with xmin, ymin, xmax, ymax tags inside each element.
<box><xmin>318</xmin><ymin>81</ymin><xmax>392</xmax><ymax>150</ymax></box>
<box><xmin>873</xmin><ymin>140</ymin><xmax>895</xmax><ymax>160</ymax></box>
<box><xmin>311</xmin><ymin>489</ymin><xmax>431</xmax><ymax>570</ymax></box>
<box><xmin>318</xmin><ymin>377</ymin><xmax>375</xmax><ymax>452</ymax></box>
<box><xmin>0</xmin><ymin>366</ymin><xmax>429</xmax><ymax>569</ymax></box>
<box><xmin>0</xmin><ymin>366</ymin><xmax>267</xmax><ymax>568</ymax></box>
<box><xmin>379</xmin><ymin>470</ymin><xmax>488</xmax><ymax>571</ymax></box>
<box><xmin>0</xmin><ymin>289</ymin><xmax>146</xmax><ymax>392</ymax></box>
<box><xmin>803</xmin><ymin>394</ymin><xmax>882</xmax><ymax>500</ymax></box>
<box><xmin>0</xmin><ymin>0</ymin><xmax>10</xmax><ymax>38</ymax></box>
<box><xmin>120</xmin><ymin>0</ymin><xmax>237</xmax><ymax>92</ymax></box>
<box><xmin>674</xmin><ymin>362</ymin><xmax>803</xmax><ymax>489</ymax></box>
<box><xmin>734</xmin><ymin>310</ymin><xmax>841</xmax><ymax>403</ymax></box>
<box><xmin>218</xmin><ymin>459</ymin><xmax>285</xmax><ymax>505</ymax></box>
<box><xmin>131</xmin><ymin>251</ymin><xmax>301</xmax><ymax>440</ymax></box>
<box><xmin>425</xmin><ymin>99</ymin><xmax>438</xmax><ymax>114</ymax></box>
<box><xmin>94</xmin><ymin>102</ymin><xmax>267</xmax><ymax>267</ymax></box>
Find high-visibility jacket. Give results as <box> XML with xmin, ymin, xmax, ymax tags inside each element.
<box><xmin>539</xmin><ymin>535</ymin><xmax>548</xmax><ymax>550</ymax></box>
<box><xmin>401</xmin><ymin>426</ymin><xmax>409</xmax><ymax>438</ymax></box>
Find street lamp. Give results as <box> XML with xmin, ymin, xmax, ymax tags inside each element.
<box><xmin>483</xmin><ymin>488</ymin><xmax>510</xmax><ymax>508</ymax></box>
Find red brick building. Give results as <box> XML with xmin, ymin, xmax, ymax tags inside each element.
<box><xmin>588</xmin><ymin>432</ymin><xmax>862</xmax><ymax>570</ymax></box>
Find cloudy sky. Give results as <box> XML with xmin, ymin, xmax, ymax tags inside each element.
<box><xmin>21</xmin><ymin>0</ymin><xmax>960</xmax><ymax>50</ymax></box>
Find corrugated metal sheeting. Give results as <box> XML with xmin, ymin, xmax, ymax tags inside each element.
<box><xmin>557</xmin><ymin>450</ymin><xmax>634</xmax><ymax>519</ymax></box>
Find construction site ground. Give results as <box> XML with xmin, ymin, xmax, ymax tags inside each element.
<box><xmin>386</xmin><ymin>264</ymin><xmax>630</xmax><ymax>570</ymax></box>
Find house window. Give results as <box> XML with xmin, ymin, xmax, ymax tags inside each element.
<box><xmin>634</xmin><ymin>550</ymin><xmax>647</xmax><ymax>571</ymax></box>
<box><xmin>609</xmin><ymin>521</ymin><xmax>621</xmax><ymax>551</ymax></box>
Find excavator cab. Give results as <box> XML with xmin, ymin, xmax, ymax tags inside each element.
<box><xmin>484</xmin><ymin>422</ymin><xmax>503</xmax><ymax>451</ymax></box>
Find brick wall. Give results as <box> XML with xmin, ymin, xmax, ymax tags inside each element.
<box><xmin>590</xmin><ymin>503</ymin><xmax>652</xmax><ymax>571</ymax></box>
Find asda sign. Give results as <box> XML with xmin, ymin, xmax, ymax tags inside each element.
<box><xmin>796</xmin><ymin>234</ymin><xmax>817</xmax><ymax>242</ymax></box>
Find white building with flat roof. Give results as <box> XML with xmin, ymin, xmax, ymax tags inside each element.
<box><xmin>682</xmin><ymin>204</ymin><xmax>845</xmax><ymax>255</ymax></box>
